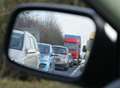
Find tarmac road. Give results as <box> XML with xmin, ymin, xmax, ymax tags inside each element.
<box><xmin>50</xmin><ymin>64</ymin><xmax>84</xmax><ymax>77</ymax></box>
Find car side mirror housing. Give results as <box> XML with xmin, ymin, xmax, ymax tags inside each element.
<box><xmin>6</xmin><ymin>3</ymin><xmax>98</xmax><ymax>84</ymax></box>
<box><xmin>5</xmin><ymin>3</ymin><xmax>117</xmax><ymax>87</ymax></box>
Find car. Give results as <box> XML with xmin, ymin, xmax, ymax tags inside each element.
<box><xmin>68</xmin><ymin>53</ymin><xmax>74</xmax><ymax>67</ymax></box>
<box><xmin>38</xmin><ymin>43</ymin><xmax>55</xmax><ymax>72</ymax></box>
<box><xmin>52</xmin><ymin>45</ymin><xmax>69</xmax><ymax>70</ymax></box>
<box><xmin>9</xmin><ymin>30</ymin><xmax>40</xmax><ymax>69</ymax></box>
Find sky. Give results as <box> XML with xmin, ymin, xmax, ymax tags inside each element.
<box><xmin>55</xmin><ymin>12</ymin><xmax>96</xmax><ymax>45</ymax></box>
<box><xmin>26</xmin><ymin>11</ymin><xmax>96</xmax><ymax>47</ymax></box>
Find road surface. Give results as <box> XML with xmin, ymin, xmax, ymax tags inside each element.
<box><xmin>49</xmin><ymin>64</ymin><xmax>85</xmax><ymax>77</ymax></box>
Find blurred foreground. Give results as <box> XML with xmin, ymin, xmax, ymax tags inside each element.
<box><xmin>0</xmin><ymin>79</ymin><xmax>80</xmax><ymax>88</ymax></box>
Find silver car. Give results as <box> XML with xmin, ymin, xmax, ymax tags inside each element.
<box><xmin>52</xmin><ymin>45</ymin><xmax>69</xmax><ymax>70</ymax></box>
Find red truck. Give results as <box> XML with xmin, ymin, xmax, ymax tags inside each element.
<box><xmin>64</xmin><ymin>34</ymin><xmax>81</xmax><ymax>65</ymax></box>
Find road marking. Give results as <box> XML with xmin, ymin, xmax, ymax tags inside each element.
<box><xmin>70</xmin><ymin>65</ymin><xmax>81</xmax><ymax>77</ymax></box>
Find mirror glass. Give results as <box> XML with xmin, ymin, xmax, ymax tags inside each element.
<box><xmin>8</xmin><ymin>10</ymin><xmax>96</xmax><ymax>78</ymax></box>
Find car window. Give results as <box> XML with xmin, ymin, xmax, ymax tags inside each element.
<box><xmin>9</xmin><ymin>32</ymin><xmax>24</xmax><ymax>50</ymax></box>
<box><xmin>39</xmin><ymin>44</ymin><xmax>50</xmax><ymax>54</ymax></box>
<box><xmin>53</xmin><ymin>46</ymin><xmax>67</xmax><ymax>54</ymax></box>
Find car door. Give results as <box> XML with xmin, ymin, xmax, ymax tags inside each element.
<box><xmin>24</xmin><ymin>36</ymin><xmax>39</xmax><ymax>69</ymax></box>
<box><xmin>31</xmin><ymin>36</ymin><xmax>40</xmax><ymax>68</ymax></box>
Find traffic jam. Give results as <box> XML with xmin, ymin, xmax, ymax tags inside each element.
<box><xmin>8</xmin><ymin>11</ymin><xmax>95</xmax><ymax>77</ymax></box>
<box><xmin>38</xmin><ymin>34</ymin><xmax>82</xmax><ymax>77</ymax></box>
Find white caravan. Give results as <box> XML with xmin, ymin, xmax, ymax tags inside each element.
<box><xmin>9</xmin><ymin>30</ymin><xmax>40</xmax><ymax>69</ymax></box>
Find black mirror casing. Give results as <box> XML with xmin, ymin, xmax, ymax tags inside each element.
<box><xmin>4</xmin><ymin>3</ymin><xmax>117</xmax><ymax>87</ymax></box>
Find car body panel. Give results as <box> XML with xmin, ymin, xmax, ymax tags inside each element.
<box><xmin>38</xmin><ymin>43</ymin><xmax>54</xmax><ymax>72</ymax></box>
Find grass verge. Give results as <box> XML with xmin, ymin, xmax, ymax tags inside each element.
<box><xmin>0</xmin><ymin>79</ymin><xmax>81</xmax><ymax>88</ymax></box>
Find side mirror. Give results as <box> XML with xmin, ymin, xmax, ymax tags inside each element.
<box><xmin>7</xmin><ymin>3</ymin><xmax>111</xmax><ymax>86</ymax></box>
<box><xmin>8</xmin><ymin>4</ymin><xmax>96</xmax><ymax>80</ymax></box>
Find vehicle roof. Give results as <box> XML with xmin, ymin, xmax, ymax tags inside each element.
<box><xmin>38</xmin><ymin>42</ymin><xmax>52</xmax><ymax>47</ymax></box>
<box><xmin>13</xmin><ymin>29</ymin><xmax>24</xmax><ymax>34</ymax></box>
<box><xmin>13</xmin><ymin>29</ymin><xmax>35</xmax><ymax>38</ymax></box>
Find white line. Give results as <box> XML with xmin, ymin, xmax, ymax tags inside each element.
<box><xmin>70</xmin><ymin>65</ymin><xmax>81</xmax><ymax>77</ymax></box>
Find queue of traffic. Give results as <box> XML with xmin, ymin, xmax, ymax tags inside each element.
<box><xmin>9</xmin><ymin>30</ymin><xmax>87</xmax><ymax>73</ymax></box>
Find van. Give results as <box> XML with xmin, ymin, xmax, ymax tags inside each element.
<box><xmin>9</xmin><ymin>30</ymin><xmax>40</xmax><ymax>69</ymax></box>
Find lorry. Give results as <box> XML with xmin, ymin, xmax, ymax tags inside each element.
<box><xmin>64</xmin><ymin>34</ymin><xmax>81</xmax><ymax>65</ymax></box>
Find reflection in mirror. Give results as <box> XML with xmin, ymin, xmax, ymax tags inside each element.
<box><xmin>8</xmin><ymin>10</ymin><xmax>96</xmax><ymax>78</ymax></box>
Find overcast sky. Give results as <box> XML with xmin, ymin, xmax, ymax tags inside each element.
<box><xmin>26</xmin><ymin>11</ymin><xmax>96</xmax><ymax>46</ymax></box>
<box><xmin>55</xmin><ymin>12</ymin><xmax>96</xmax><ymax>45</ymax></box>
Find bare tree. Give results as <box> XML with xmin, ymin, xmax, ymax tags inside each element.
<box><xmin>39</xmin><ymin>14</ymin><xmax>64</xmax><ymax>45</ymax></box>
<box><xmin>15</xmin><ymin>12</ymin><xmax>64</xmax><ymax>45</ymax></box>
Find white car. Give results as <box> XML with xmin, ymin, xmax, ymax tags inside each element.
<box><xmin>38</xmin><ymin>43</ymin><xmax>55</xmax><ymax>72</ymax></box>
<box><xmin>52</xmin><ymin>45</ymin><xmax>69</xmax><ymax>70</ymax></box>
<box><xmin>9</xmin><ymin>30</ymin><xmax>40</xmax><ymax>69</ymax></box>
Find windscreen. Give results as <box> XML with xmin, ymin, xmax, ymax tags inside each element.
<box><xmin>39</xmin><ymin>44</ymin><xmax>50</xmax><ymax>54</ymax></box>
<box><xmin>53</xmin><ymin>46</ymin><xmax>67</xmax><ymax>55</ymax></box>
